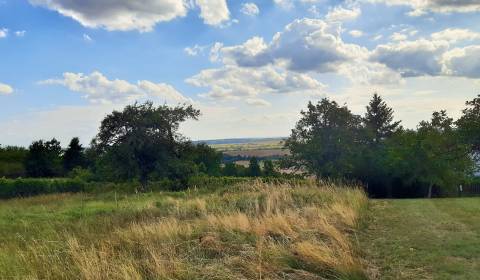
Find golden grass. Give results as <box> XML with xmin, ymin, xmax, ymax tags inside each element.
<box><xmin>2</xmin><ymin>180</ymin><xmax>368</xmax><ymax>280</ymax></box>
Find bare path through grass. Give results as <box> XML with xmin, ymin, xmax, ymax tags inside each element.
<box><xmin>360</xmin><ymin>198</ymin><xmax>480</xmax><ymax>279</ymax></box>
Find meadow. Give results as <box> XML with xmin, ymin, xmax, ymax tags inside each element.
<box><xmin>0</xmin><ymin>180</ymin><xmax>369</xmax><ymax>280</ymax></box>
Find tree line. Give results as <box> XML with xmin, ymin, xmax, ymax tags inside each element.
<box><xmin>1</xmin><ymin>94</ymin><xmax>479</xmax><ymax>197</ymax></box>
<box><xmin>0</xmin><ymin>102</ymin><xmax>279</xmax><ymax>191</ymax></box>
<box><xmin>283</xmin><ymin>94</ymin><xmax>480</xmax><ymax>198</ymax></box>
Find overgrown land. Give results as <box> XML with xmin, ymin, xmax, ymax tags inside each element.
<box><xmin>0</xmin><ymin>180</ymin><xmax>369</xmax><ymax>280</ymax></box>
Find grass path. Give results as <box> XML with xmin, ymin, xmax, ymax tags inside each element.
<box><xmin>360</xmin><ymin>198</ymin><xmax>480</xmax><ymax>279</ymax></box>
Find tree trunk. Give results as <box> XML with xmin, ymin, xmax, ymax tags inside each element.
<box><xmin>427</xmin><ymin>184</ymin><xmax>433</xmax><ymax>198</ymax></box>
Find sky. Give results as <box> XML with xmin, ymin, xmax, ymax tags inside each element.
<box><xmin>1</xmin><ymin>0</ymin><xmax>480</xmax><ymax>146</ymax></box>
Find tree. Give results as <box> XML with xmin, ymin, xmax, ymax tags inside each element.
<box><xmin>388</xmin><ymin>111</ymin><xmax>473</xmax><ymax>198</ymax></box>
<box><xmin>263</xmin><ymin>160</ymin><xmax>278</xmax><ymax>177</ymax></box>
<box><xmin>248</xmin><ymin>157</ymin><xmax>262</xmax><ymax>177</ymax></box>
<box><xmin>63</xmin><ymin>137</ymin><xmax>87</xmax><ymax>172</ymax></box>
<box><xmin>25</xmin><ymin>139</ymin><xmax>63</xmax><ymax>177</ymax></box>
<box><xmin>364</xmin><ymin>93</ymin><xmax>401</xmax><ymax>144</ymax></box>
<box><xmin>0</xmin><ymin>146</ymin><xmax>28</xmax><ymax>178</ymax></box>
<box><xmin>357</xmin><ymin>94</ymin><xmax>401</xmax><ymax>197</ymax></box>
<box><xmin>284</xmin><ymin>98</ymin><xmax>362</xmax><ymax>179</ymax></box>
<box><xmin>223</xmin><ymin>162</ymin><xmax>238</xmax><ymax>177</ymax></box>
<box><xmin>92</xmin><ymin>101</ymin><xmax>200</xmax><ymax>190</ymax></box>
<box><xmin>456</xmin><ymin>94</ymin><xmax>480</xmax><ymax>157</ymax></box>
<box><xmin>188</xmin><ymin>143</ymin><xmax>222</xmax><ymax>176</ymax></box>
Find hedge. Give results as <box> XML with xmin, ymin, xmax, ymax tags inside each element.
<box><xmin>0</xmin><ymin>178</ymin><xmax>85</xmax><ymax>199</ymax></box>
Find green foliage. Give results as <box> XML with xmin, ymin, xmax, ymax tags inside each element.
<box><xmin>92</xmin><ymin>101</ymin><xmax>200</xmax><ymax>190</ymax></box>
<box><xmin>25</xmin><ymin>139</ymin><xmax>63</xmax><ymax>178</ymax></box>
<box><xmin>284</xmin><ymin>98</ymin><xmax>362</xmax><ymax>178</ymax></box>
<box><xmin>247</xmin><ymin>157</ymin><xmax>262</xmax><ymax>177</ymax></box>
<box><xmin>0</xmin><ymin>178</ymin><xmax>85</xmax><ymax>199</ymax></box>
<box><xmin>263</xmin><ymin>159</ymin><xmax>278</xmax><ymax>177</ymax></box>
<box><xmin>0</xmin><ymin>146</ymin><xmax>27</xmax><ymax>178</ymax></box>
<box><xmin>63</xmin><ymin>137</ymin><xmax>87</xmax><ymax>172</ymax></box>
<box><xmin>457</xmin><ymin>94</ymin><xmax>480</xmax><ymax>157</ymax></box>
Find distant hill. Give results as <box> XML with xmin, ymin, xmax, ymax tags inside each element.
<box><xmin>195</xmin><ymin>137</ymin><xmax>286</xmax><ymax>145</ymax></box>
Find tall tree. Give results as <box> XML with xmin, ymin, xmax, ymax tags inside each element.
<box><xmin>364</xmin><ymin>93</ymin><xmax>401</xmax><ymax>144</ymax></box>
<box><xmin>284</xmin><ymin>98</ymin><xmax>362</xmax><ymax>179</ymax></box>
<box><xmin>25</xmin><ymin>139</ymin><xmax>63</xmax><ymax>177</ymax></box>
<box><xmin>63</xmin><ymin>137</ymin><xmax>86</xmax><ymax>172</ymax></box>
<box><xmin>92</xmin><ymin>101</ymin><xmax>200</xmax><ymax>190</ymax></box>
<box><xmin>248</xmin><ymin>157</ymin><xmax>262</xmax><ymax>177</ymax></box>
<box><xmin>263</xmin><ymin>160</ymin><xmax>278</xmax><ymax>177</ymax></box>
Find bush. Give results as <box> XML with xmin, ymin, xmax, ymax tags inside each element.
<box><xmin>0</xmin><ymin>178</ymin><xmax>85</xmax><ymax>199</ymax></box>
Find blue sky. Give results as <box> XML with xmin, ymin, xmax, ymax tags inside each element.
<box><xmin>1</xmin><ymin>0</ymin><xmax>480</xmax><ymax>146</ymax></box>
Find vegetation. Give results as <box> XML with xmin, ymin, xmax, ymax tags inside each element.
<box><xmin>284</xmin><ymin>94</ymin><xmax>478</xmax><ymax>198</ymax></box>
<box><xmin>360</xmin><ymin>198</ymin><xmax>480</xmax><ymax>279</ymax></box>
<box><xmin>0</xmin><ymin>180</ymin><xmax>368</xmax><ymax>280</ymax></box>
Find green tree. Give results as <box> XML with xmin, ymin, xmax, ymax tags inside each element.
<box><xmin>0</xmin><ymin>146</ymin><xmax>27</xmax><ymax>178</ymax></box>
<box><xmin>189</xmin><ymin>143</ymin><xmax>222</xmax><ymax>176</ymax></box>
<box><xmin>92</xmin><ymin>101</ymin><xmax>200</xmax><ymax>190</ymax></box>
<box><xmin>25</xmin><ymin>139</ymin><xmax>63</xmax><ymax>177</ymax></box>
<box><xmin>223</xmin><ymin>162</ymin><xmax>238</xmax><ymax>177</ymax></box>
<box><xmin>364</xmin><ymin>93</ymin><xmax>401</xmax><ymax>144</ymax></box>
<box><xmin>388</xmin><ymin>111</ymin><xmax>473</xmax><ymax>198</ymax></box>
<box><xmin>263</xmin><ymin>160</ymin><xmax>278</xmax><ymax>177</ymax></box>
<box><xmin>284</xmin><ymin>98</ymin><xmax>362</xmax><ymax>179</ymax></box>
<box><xmin>63</xmin><ymin>137</ymin><xmax>87</xmax><ymax>173</ymax></box>
<box><xmin>456</xmin><ymin>94</ymin><xmax>480</xmax><ymax>157</ymax></box>
<box><xmin>248</xmin><ymin>157</ymin><xmax>262</xmax><ymax>177</ymax></box>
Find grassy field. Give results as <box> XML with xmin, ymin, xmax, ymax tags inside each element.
<box><xmin>360</xmin><ymin>198</ymin><xmax>480</xmax><ymax>279</ymax></box>
<box><xmin>0</xmin><ymin>180</ymin><xmax>368</xmax><ymax>279</ymax></box>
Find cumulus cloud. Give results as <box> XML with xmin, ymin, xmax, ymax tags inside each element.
<box><xmin>184</xmin><ymin>44</ymin><xmax>207</xmax><ymax>56</ymax></box>
<box><xmin>366</xmin><ymin>0</ymin><xmax>480</xmax><ymax>15</ymax></box>
<box><xmin>195</xmin><ymin>0</ymin><xmax>230</xmax><ymax>26</ymax></box>
<box><xmin>219</xmin><ymin>19</ymin><xmax>368</xmax><ymax>73</ymax></box>
<box><xmin>186</xmin><ymin>65</ymin><xmax>326</xmax><ymax>103</ymax></box>
<box><xmin>390</xmin><ymin>32</ymin><xmax>407</xmax><ymax>41</ymax></box>
<box><xmin>40</xmin><ymin>71</ymin><xmax>190</xmax><ymax>104</ymax></box>
<box><xmin>442</xmin><ymin>46</ymin><xmax>480</xmax><ymax>78</ymax></box>
<box><xmin>431</xmin><ymin>28</ymin><xmax>480</xmax><ymax>43</ymax></box>
<box><xmin>0</xmin><ymin>82</ymin><xmax>13</xmax><ymax>95</ymax></box>
<box><xmin>240</xmin><ymin>2</ymin><xmax>259</xmax><ymax>16</ymax></box>
<box><xmin>371</xmin><ymin>39</ymin><xmax>449</xmax><ymax>77</ymax></box>
<box><xmin>325</xmin><ymin>6</ymin><xmax>361</xmax><ymax>22</ymax></box>
<box><xmin>29</xmin><ymin>0</ymin><xmax>231</xmax><ymax>31</ymax></box>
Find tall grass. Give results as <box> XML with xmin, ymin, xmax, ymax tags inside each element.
<box><xmin>0</xmin><ymin>180</ymin><xmax>368</xmax><ymax>279</ymax></box>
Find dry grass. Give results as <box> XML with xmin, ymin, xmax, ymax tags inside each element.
<box><xmin>1</xmin><ymin>180</ymin><xmax>368</xmax><ymax>280</ymax></box>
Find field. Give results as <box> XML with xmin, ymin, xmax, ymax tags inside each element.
<box><xmin>0</xmin><ymin>180</ymin><xmax>368</xmax><ymax>280</ymax></box>
<box><xmin>360</xmin><ymin>198</ymin><xmax>480</xmax><ymax>279</ymax></box>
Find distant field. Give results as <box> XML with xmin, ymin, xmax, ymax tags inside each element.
<box><xmin>0</xmin><ymin>181</ymin><xmax>368</xmax><ymax>279</ymax></box>
<box><xmin>210</xmin><ymin>138</ymin><xmax>285</xmax><ymax>152</ymax></box>
<box><xmin>360</xmin><ymin>198</ymin><xmax>480</xmax><ymax>279</ymax></box>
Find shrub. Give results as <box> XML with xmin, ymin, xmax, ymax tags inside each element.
<box><xmin>0</xmin><ymin>178</ymin><xmax>85</xmax><ymax>199</ymax></box>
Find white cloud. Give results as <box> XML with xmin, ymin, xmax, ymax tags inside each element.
<box><xmin>218</xmin><ymin>18</ymin><xmax>368</xmax><ymax>73</ymax></box>
<box><xmin>366</xmin><ymin>0</ymin><xmax>480</xmax><ymax>15</ymax></box>
<box><xmin>29</xmin><ymin>0</ymin><xmax>232</xmax><ymax>31</ymax></box>
<box><xmin>186</xmin><ymin>65</ymin><xmax>326</xmax><ymax>103</ymax></box>
<box><xmin>83</xmin><ymin>33</ymin><xmax>93</xmax><ymax>42</ymax></box>
<box><xmin>325</xmin><ymin>6</ymin><xmax>361</xmax><ymax>22</ymax></box>
<box><xmin>195</xmin><ymin>0</ymin><xmax>230</xmax><ymax>26</ymax></box>
<box><xmin>390</xmin><ymin>32</ymin><xmax>407</xmax><ymax>41</ymax></box>
<box><xmin>0</xmin><ymin>28</ymin><xmax>8</xmax><ymax>38</ymax></box>
<box><xmin>0</xmin><ymin>83</ymin><xmax>13</xmax><ymax>95</ymax></box>
<box><xmin>40</xmin><ymin>71</ymin><xmax>190</xmax><ymax>104</ymax></box>
<box><xmin>240</xmin><ymin>2</ymin><xmax>259</xmax><ymax>16</ymax></box>
<box><xmin>14</xmin><ymin>30</ymin><xmax>26</xmax><ymax>37</ymax></box>
<box><xmin>184</xmin><ymin>44</ymin><xmax>207</xmax><ymax>56</ymax></box>
<box><xmin>442</xmin><ymin>46</ymin><xmax>480</xmax><ymax>78</ymax></box>
<box><xmin>349</xmin><ymin>30</ymin><xmax>364</xmax><ymax>37</ymax></box>
<box><xmin>431</xmin><ymin>28</ymin><xmax>480</xmax><ymax>43</ymax></box>
<box><xmin>246</xmin><ymin>98</ymin><xmax>271</xmax><ymax>107</ymax></box>
<box><xmin>371</xmin><ymin>39</ymin><xmax>449</xmax><ymax>77</ymax></box>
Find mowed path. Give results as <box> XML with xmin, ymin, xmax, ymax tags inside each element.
<box><xmin>360</xmin><ymin>198</ymin><xmax>480</xmax><ymax>279</ymax></box>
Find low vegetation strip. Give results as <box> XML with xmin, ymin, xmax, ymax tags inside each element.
<box><xmin>0</xmin><ymin>180</ymin><xmax>368</xmax><ymax>279</ymax></box>
<box><xmin>360</xmin><ymin>198</ymin><xmax>480</xmax><ymax>279</ymax></box>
